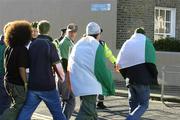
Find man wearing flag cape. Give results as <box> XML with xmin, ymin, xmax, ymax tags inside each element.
<box><xmin>68</xmin><ymin>22</ymin><xmax>115</xmax><ymax>120</ymax></box>
<box><xmin>116</xmin><ymin>28</ymin><xmax>158</xmax><ymax>120</ymax></box>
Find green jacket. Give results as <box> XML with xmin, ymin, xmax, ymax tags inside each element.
<box><xmin>58</xmin><ymin>36</ymin><xmax>74</xmax><ymax>71</ymax></box>
<box><xmin>59</xmin><ymin>36</ymin><xmax>74</xmax><ymax>60</ymax></box>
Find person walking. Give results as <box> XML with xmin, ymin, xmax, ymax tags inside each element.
<box><xmin>53</xmin><ymin>28</ymin><xmax>66</xmax><ymax>49</ymax></box>
<box><xmin>17</xmin><ymin>20</ymin><xmax>66</xmax><ymax>120</ymax></box>
<box><xmin>97</xmin><ymin>29</ymin><xmax>117</xmax><ymax>109</ymax></box>
<box><xmin>68</xmin><ymin>22</ymin><xmax>115</xmax><ymax>120</ymax></box>
<box><xmin>58</xmin><ymin>23</ymin><xmax>78</xmax><ymax>120</ymax></box>
<box><xmin>0</xmin><ymin>20</ymin><xmax>32</xmax><ymax>120</ymax></box>
<box><xmin>0</xmin><ymin>23</ymin><xmax>12</xmax><ymax>115</ymax></box>
<box><xmin>116</xmin><ymin>28</ymin><xmax>158</xmax><ymax>120</ymax></box>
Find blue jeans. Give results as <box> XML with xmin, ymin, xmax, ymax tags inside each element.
<box><xmin>0</xmin><ymin>76</ymin><xmax>11</xmax><ymax>115</ymax></box>
<box><xmin>126</xmin><ymin>85</ymin><xmax>150</xmax><ymax>120</ymax></box>
<box><xmin>17</xmin><ymin>89</ymin><xmax>66</xmax><ymax>120</ymax></box>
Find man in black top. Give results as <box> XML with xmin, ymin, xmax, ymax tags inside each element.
<box><xmin>18</xmin><ymin>20</ymin><xmax>66</xmax><ymax>120</ymax></box>
<box><xmin>0</xmin><ymin>20</ymin><xmax>31</xmax><ymax>120</ymax></box>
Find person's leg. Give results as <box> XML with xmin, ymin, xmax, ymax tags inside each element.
<box><xmin>17</xmin><ymin>90</ymin><xmax>41</xmax><ymax>120</ymax></box>
<box><xmin>0</xmin><ymin>77</ymin><xmax>11</xmax><ymax>115</ymax></box>
<box><xmin>128</xmin><ymin>85</ymin><xmax>139</xmax><ymax>113</ymax></box>
<box><xmin>63</xmin><ymin>91</ymin><xmax>75</xmax><ymax>119</ymax></box>
<box><xmin>59</xmin><ymin>79</ymin><xmax>75</xmax><ymax>119</ymax></box>
<box><xmin>0</xmin><ymin>83</ymin><xmax>26</xmax><ymax>120</ymax></box>
<box><xmin>97</xmin><ymin>95</ymin><xmax>106</xmax><ymax>109</ymax></box>
<box><xmin>127</xmin><ymin>85</ymin><xmax>150</xmax><ymax>120</ymax></box>
<box><xmin>41</xmin><ymin>89</ymin><xmax>66</xmax><ymax>120</ymax></box>
<box><xmin>76</xmin><ymin>95</ymin><xmax>97</xmax><ymax>120</ymax></box>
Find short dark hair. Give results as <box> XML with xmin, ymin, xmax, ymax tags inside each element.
<box><xmin>38</xmin><ymin>20</ymin><xmax>50</xmax><ymax>34</ymax></box>
<box><xmin>135</xmin><ymin>27</ymin><xmax>146</xmax><ymax>35</ymax></box>
<box><xmin>31</xmin><ymin>21</ymin><xmax>38</xmax><ymax>28</ymax></box>
<box><xmin>101</xmin><ymin>28</ymin><xmax>103</xmax><ymax>33</ymax></box>
<box><xmin>61</xmin><ymin>28</ymin><xmax>66</xmax><ymax>34</ymax></box>
<box><xmin>89</xmin><ymin>34</ymin><xmax>99</xmax><ymax>39</ymax></box>
<box><xmin>4</xmin><ymin>20</ymin><xmax>32</xmax><ymax>47</ymax></box>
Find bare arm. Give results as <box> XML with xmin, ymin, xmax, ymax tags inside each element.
<box><xmin>19</xmin><ymin>67</ymin><xmax>28</xmax><ymax>91</ymax></box>
<box><xmin>53</xmin><ymin>62</ymin><xmax>65</xmax><ymax>83</ymax></box>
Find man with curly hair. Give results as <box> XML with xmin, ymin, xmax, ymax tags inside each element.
<box><xmin>0</xmin><ymin>20</ymin><xmax>32</xmax><ymax>120</ymax></box>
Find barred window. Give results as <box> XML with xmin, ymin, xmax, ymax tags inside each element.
<box><xmin>154</xmin><ymin>7</ymin><xmax>176</xmax><ymax>40</ymax></box>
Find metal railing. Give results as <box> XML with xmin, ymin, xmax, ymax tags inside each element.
<box><xmin>161</xmin><ymin>65</ymin><xmax>180</xmax><ymax>106</ymax></box>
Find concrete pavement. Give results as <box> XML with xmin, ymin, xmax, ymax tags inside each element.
<box><xmin>32</xmin><ymin>96</ymin><xmax>180</xmax><ymax>120</ymax></box>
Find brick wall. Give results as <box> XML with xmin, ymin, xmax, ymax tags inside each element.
<box><xmin>117</xmin><ymin>0</ymin><xmax>180</xmax><ymax>49</ymax></box>
<box><xmin>116</xmin><ymin>0</ymin><xmax>154</xmax><ymax>48</ymax></box>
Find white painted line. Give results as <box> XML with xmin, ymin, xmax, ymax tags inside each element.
<box><xmin>32</xmin><ymin>113</ymin><xmax>52</xmax><ymax>120</ymax></box>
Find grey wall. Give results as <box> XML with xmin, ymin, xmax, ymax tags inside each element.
<box><xmin>0</xmin><ymin>0</ymin><xmax>117</xmax><ymax>51</ymax></box>
<box><xmin>0</xmin><ymin>0</ymin><xmax>119</xmax><ymax>81</ymax></box>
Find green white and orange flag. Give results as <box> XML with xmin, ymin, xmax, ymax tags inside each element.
<box><xmin>116</xmin><ymin>33</ymin><xmax>156</xmax><ymax>69</ymax></box>
<box><xmin>68</xmin><ymin>36</ymin><xmax>115</xmax><ymax>97</ymax></box>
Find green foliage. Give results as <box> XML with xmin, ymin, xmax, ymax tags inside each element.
<box><xmin>153</xmin><ymin>37</ymin><xmax>180</xmax><ymax>52</ymax></box>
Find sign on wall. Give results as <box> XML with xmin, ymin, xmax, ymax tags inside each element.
<box><xmin>91</xmin><ymin>3</ymin><xmax>111</xmax><ymax>12</ymax></box>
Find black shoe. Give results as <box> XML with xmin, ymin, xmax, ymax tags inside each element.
<box><xmin>97</xmin><ymin>102</ymin><xmax>107</xmax><ymax>109</ymax></box>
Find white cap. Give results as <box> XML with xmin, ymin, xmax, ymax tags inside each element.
<box><xmin>86</xmin><ymin>22</ymin><xmax>101</xmax><ymax>35</ymax></box>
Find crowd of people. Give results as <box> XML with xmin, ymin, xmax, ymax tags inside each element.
<box><xmin>0</xmin><ymin>20</ymin><xmax>158</xmax><ymax>120</ymax></box>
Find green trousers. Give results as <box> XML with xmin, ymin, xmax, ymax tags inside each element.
<box><xmin>76</xmin><ymin>95</ymin><xmax>97</xmax><ymax>120</ymax></box>
<box><xmin>0</xmin><ymin>82</ymin><xmax>26</xmax><ymax>120</ymax></box>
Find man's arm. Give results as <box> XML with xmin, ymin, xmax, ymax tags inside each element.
<box><xmin>104</xmin><ymin>43</ymin><xmax>116</xmax><ymax>64</ymax></box>
<box><xmin>19</xmin><ymin>67</ymin><xmax>28</xmax><ymax>92</ymax></box>
<box><xmin>17</xmin><ymin>47</ymin><xmax>29</xmax><ymax>92</ymax></box>
<box><xmin>53</xmin><ymin>62</ymin><xmax>65</xmax><ymax>83</ymax></box>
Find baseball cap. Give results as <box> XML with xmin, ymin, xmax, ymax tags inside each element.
<box><xmin>67</xmin><ymin>23</ymin><xmax>78</xmax><ymax>32</ymax></box>
<box><xmin>86</xmin><ymin>22</ymin><xmax>101</xmax><ymax>35</ymax></box>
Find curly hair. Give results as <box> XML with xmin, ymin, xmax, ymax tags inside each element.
<box><xmin>3</xmin><ymin>22</ymin><xmax>12</xmax><ymax>34</ymax></box>
<box><xmin>4</xmin><ymin>20</ymin><xmax>32</xmax><ymax>47</ymax></box>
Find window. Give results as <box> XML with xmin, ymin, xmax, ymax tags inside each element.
<box><xmin>154</xmin><ymin>7</ymin><xmax>176</xmax><ymax>40</ymax></box>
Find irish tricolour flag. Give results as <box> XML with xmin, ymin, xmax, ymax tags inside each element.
<box><xmin>68</xmin><ymin>36</ymin><xmax>115</xmax><ymax>97</ymax></box>
<box><xmin>117</xmin><ymin>33</ymin><xmax>156</xmax><ymax>69</ymax></box>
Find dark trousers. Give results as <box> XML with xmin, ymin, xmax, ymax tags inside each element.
<box><xmin>98</xmin><ymin>95</ymin><xmax>104</xmax><ymax>102</ymax></box>
<box><xmin>0</xmin><ymin>82</ymin><xmax>26</xmax><ymax>120</ymax></box>
<box><xmin>76</xmin><ymin>95</ymin><xmax>97</xmax><ymax>120</ymax></box>
<box><xmin>126</xmin><ymin>85</ymin><xmax>150</xmax><ymax>120</ymax></box>
<box><xmin>0</xmin><ymin>76</ymin><xmax>11</xmax><ymax>115</ymax></box>
<box><xmin>58</xmin><ymin>79</ymin><xmax>75</xmax><ymax>120</ymax></box>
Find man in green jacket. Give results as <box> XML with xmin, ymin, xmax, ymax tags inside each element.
<box><xmin>58</xmin><ymin>23</ymin><xmax>78</xmax><ymax>120</ymax></box>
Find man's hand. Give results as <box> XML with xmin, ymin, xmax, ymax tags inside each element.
<box><xmin>114</xmin><ymin>64</ymin><xmax>120</xmax><ymax>73</ymax></box>
<box><xmin>24</xmin><ymin>82</ymin><xmax>28</xmax><ymax>93</ymax></box>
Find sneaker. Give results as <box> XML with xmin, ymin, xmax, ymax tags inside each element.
<box><xmin>97</xmin><ymin>102</ymin><xmax>107</xmax><ymax>109</ymax></box>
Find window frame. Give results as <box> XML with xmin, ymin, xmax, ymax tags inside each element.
<box><xmin>154</xmin><ymin>7</ymin><xmax>176</xmax><ymax>40</ymax></box>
